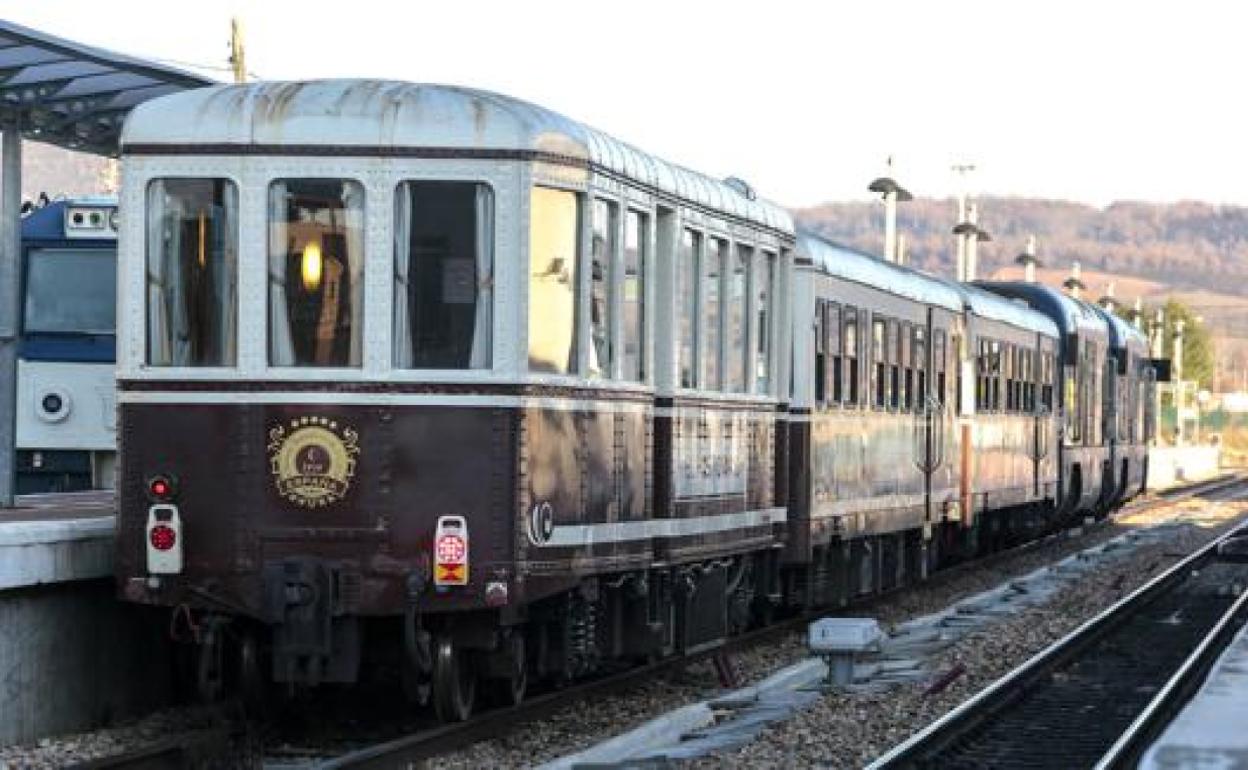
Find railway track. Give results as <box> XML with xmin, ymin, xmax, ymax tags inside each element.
<box><xmin>72</xmin><ymin>474</ymin><xmax>1248</xmax><ymax>770</ymax></box>
<box><xmin>868</xmin><ymin>514</ymin><xmax>1248</xmax><ymax>770</ymax></box>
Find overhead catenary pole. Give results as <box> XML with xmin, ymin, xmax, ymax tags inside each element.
<box><xmin>0</xmin><ymin>122</ymin><xmax>21</xmax><ymax>508</ymax></box>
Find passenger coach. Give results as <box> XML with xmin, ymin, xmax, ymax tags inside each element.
<box><xmin>114</xmin><ymin>80</ymin><xmax>793</xmax><ymax>718</ymax></box>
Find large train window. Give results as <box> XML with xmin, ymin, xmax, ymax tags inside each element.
<box><xmin>146</xmin><ymin>177</ymin><xmax>239</xmax><ymax>367</ymax></box>
<box><xmin>622</xmin><ymin>210</ymin><xmax>647</xmax><ymax>382</ymax></box>
<box><xmin>268</xmin><ymin>178</ymin><xmax>364</xmax><ymax>368</ymax></box>
<box><xmin>934</xmin><ymin>329</ymin><xmax>946</xmax><ymax>408</ymax></box>
<box><xmin>529</xmin><ymin>187</ymin><xmax>581</xmax><ymax>375</ymax></box>
<box><xmin>589</xmin><ymin>199</ymin><xmax>617</xmax><ymax>378</ymax></box>
<box><xmin>393</xmin><ymin>181</ymin><xmax>494</xmax><ymax>370</ymax></box>
<box><xmin>844</xmin><ymin>307</ymin><xmax>859</xmax><ymax>406</ymax></box>
<box><xmin>27</xmin><ymin>248</ymin><xmax>115</xmax><ymax>335</ymax></box>
<box><xmin>754</xmin><ymin>251</ymin><xmax>775</xmax><ymax>394</ymax></box>
<box><xmin>726</xmin><ymin>245</ymin><xmax>749</xmax><ymax>392</ymax></box>
<box><xmin>678</xmin><ymin>230</ymin><xmax>699</xmax><ymax>388</ymax></box>
<box><xmin>702</xmin><ymin>237</ymin><xmax>727</xmax><ymax>389</ymax></box>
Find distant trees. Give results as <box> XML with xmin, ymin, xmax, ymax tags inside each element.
<box><xmin>796</xmin><ymin>197</ymin><xmax>1248</xmax><ymax>297</ymax></box>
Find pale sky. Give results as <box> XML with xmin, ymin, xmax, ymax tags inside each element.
<box><xmin>7</xmin><ymin>1</ymin><xmax>1248</xmax><ymax>208</ymax></box>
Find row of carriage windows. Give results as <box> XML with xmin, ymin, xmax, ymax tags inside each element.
<box><xmin>974</xmin><ymin>339</ymin><xmax>1056</xmax><ymax>414</ymax></box>
<box><xmin>149</xmin><ymin>177</ymin><xmax>491</xmax><ymax>370</ymax></box>
<box><xmin>676</xmin><ymin>230</ymin><xmax>775</xmax><ymax>393</ymax></box>
<box><xmin>811</xmin><ymin>301</ymin><xmax>948</xmax><ymax>413</ymax></box>
<box><xmin>809</xmin><ymin>298</ymin><xmax>1058</xmax><ymax>416</ymax></box>
<box><xmin>146</xmin><ymin>179</ymin><xmax>775</xmax><ymax>389</ymax></box>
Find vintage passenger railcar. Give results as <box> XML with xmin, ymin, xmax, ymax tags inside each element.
<box><xmin>977</xmin><ymin>282</ymin><xmax>1116</xmax><ymax>518</ymax></box>
<box><xmin>115</xmin><ymin>80</ymin><xmax>793</xmax><ymax>719</ymax></box>
<box><xmin>113</xmin><ymin>79</ymin><xmax>1157</xmax><ymax>721</ymax></box>
<box><xmin>785</xmin><ymin>235</ymin><xmax>1062</xmax><ymax>610</ymax></box>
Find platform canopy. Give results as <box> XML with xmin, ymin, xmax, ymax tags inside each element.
<box><xmin>0</xmin><ymin>19</ymin><xmax>214</xmax><ymax>157</ymax></box>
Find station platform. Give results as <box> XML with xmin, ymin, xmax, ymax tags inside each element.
<box><xmin>1140</xmin><ymin>615</ymin><xmax>1248</xmax><ymax>769</ymax></box>
<box><xmin>0</xmin><ymin>491</ymin><xmax>115</xmax><ymax>590</ymax></box>
<box><xmin>0</xmin><ymin>491</ymin><xmax>168</xmax><ymax>748</ymax></box>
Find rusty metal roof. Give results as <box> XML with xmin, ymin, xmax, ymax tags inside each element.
<box><xmin>121</xmin><ymin>79</ymin><xmax>794</xmax><ymax>233</ymax></box>
<box><xmin>0</xmin><ymin>19</ymin><xmax>213</xmax><ymax>156</ymax></box>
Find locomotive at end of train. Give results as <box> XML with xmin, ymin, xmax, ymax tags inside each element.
<box><xmin>17</xmin><ymin>197</ymin><xmax>118</xmax><ymax>493</ymax></box>
<box><xmin>112</xmin><ymin>79</ymin><xmax>1160</xmax><ymax>720</ymax></box>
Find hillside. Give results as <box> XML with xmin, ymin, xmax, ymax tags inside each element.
<box><xmin>795</xmin><ymin>197</ymin><xmax>1248</xmax><ymax>299</ymax></box>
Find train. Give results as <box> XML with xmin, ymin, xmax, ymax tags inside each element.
<box><xmin>16</xmin><ymin>196</ymin><xmax>118</xmax><ymax>493</ymax></box>
<box><xmin>111</xmin><ymin>80</ymin><xmax>1159</xmax><ymax>720</ymax></box>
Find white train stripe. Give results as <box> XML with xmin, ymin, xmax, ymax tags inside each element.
<box><xmin>118</xmin><ymin>390</ymin><xmax>652</xmax><ymax>412</ymax></box>
<box><xmin>541</xmin><ymin>507</ymin><xmax>786</xmax><ymax>548</ymax></box>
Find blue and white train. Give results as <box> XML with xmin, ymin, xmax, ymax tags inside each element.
<box><xmin>16</xmin><ymin>197</ymin><xmax>118</xmax><ymax>493</ymax></box>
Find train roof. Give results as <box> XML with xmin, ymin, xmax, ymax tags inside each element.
<box><xmin>121</xmin><ymin>79</ymin><xmax>793</xmax><ymax>234</ymax></box>
<box><xmin>975</xmin><ymin>281</ymin><xmax>1109</xmax><ymax>338</ymax></box>
<box><xmin>21</xmin><ymin>196</ymin><xmax>118</xmax><ymax>242</ymax></box>
<box><xmin>955</xmin><ymin>283</ymin><xmax>1060</xmax><ymax>337</ymax></box>
<box><xmin>1097</xmin><ymin>305</ymin><xmax>1149</xmax><ymax>352</ymax></box>
<box><xmin>795</xmin><ymin>229</ymin><xmax>964</xmax><ymax>311</ymax></box>
<box><xmin>796</xmin><ymin>230</ymin><xmax>1057</xmax><ymax>336</ymax></box>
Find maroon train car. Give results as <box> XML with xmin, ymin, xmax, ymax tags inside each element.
<box><xmin>114</xmin><ymin>80</ymin><xmax>794</xmax><ymax>719</ymax></box>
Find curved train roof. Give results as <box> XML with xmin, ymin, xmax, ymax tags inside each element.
<box><xmin>976</xmin><ymin>281</ymin><xmax>1109</xmax><ymax>339</ymax></box>
<box><xmin>1097</xmin><ymin>306</ymin><xmax>1149</xmax><ymax>352</ymax></box>
<box><xmin>797</xmin><ymin>230</ymin><xmax>1057</xmax><ymax>336</ymax></box>
<box><xmin>121</xmin><ymin>79</ymin><xmax>793</xmax><ymax>233</ymax></box>
<box><xmin>956</xmin><ymin>283</ymin><xmax>1059</xmax><ymax>337</ymax></box>
<box><xmin>796</xmin><ymin>230</ymin><xmax>964</xmax><ymax>311</ymax></box>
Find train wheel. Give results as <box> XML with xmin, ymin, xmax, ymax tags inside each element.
<box><xmin>432</xmin><ymin>636</ymin><xmax>476</xmax><ymax>722</ymax></box>
<box><xmin>401</xmin><ymin>648</ymin><xmax>432</xmax><ymax>708</ymax></box>
<box><xmin>488</xmin><ymin>633</ymin><xmax>528</xmax><ymax>708</ymax></box>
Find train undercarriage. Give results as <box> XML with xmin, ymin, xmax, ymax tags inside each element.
<box><xmin>167</xmin><ymin>495</ymin><xmax>1084</xmax><ymax>721</ymax></box>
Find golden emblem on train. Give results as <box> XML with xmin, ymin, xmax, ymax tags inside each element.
<box><xmin>267</xmin><ymin>417</ymin><xmax>360</xmax><ymax>508</ymax></box>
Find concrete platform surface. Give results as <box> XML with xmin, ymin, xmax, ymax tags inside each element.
<box><xmin>0</xmin><ymin>492</ymin><xmax>115</xmax><ymax>590</ymax></box>
<box><xmin>1140</xmin><ymin>616</ymin><xmax>1248</xmax><ymax>769</ymax></box>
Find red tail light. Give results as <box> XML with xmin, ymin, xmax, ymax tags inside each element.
<box><xmin>149</xmin><ymin>524</ymin><xmax>177</xmax><ymax>552</ymax></box>
<box><xmin>147</xmin><ymin>474</ymin><xmax>176</xmax><ymax>501</ymax></box>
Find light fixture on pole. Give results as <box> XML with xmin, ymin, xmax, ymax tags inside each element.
<box><xmin>868</xmin><ymin>156</ymin><xmax>912</xmax><ymax>264</ymax></box>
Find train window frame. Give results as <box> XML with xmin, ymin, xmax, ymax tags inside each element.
<box><xmin>588</xmin><ymin>197</ymin><xmax>618</xmax><ymax>379</ymax></box>
<box><xmin>621</xmin><ymin>207</ymin><xmax>648</xmax><ymax>383</ymax></box>
<box><xmin>145</xmin><ymin>176</ymin><xmax>241</xmax><ymax>368</ymax></box>
<box><xmin>701</xmin><ymin>235</ymin><xmax>727</xmax><ymax>391</ymax></box>
<box><xmin>872</xmin><ymin>316</ymin><xmax>887</xmax><ymax>410</ymax></box>
<box><xmin>828</xmin><ymin>301</ymin><xmax>842</xmax><ymax>407</ymax></box>
<box><xmin>912</xmin><ymin>325</ymin><xmax>925</xmax><ymax>414</ymax></box>
<box><xmin>934</xmin><ymin>328</ymin><xmax>947</xmax><ymax>409</ymax></box>
<box><xmin>844</xmin><ymin>305</ymin><xmax>859</xmax><ymax>407</ymax></box>
<box><xmin>267</xmin><ymin>177</ymin><xmax>367</xmax><ymax>370</ymax></box>
<box><xmin>725</xmin><ymin>242</ymin><xmax>750</xmax><ymax>393</ymax></box>
<box><xmin>678</xmin><ymin>228</ymin><xmax>701</xmax><ymax>389</ymax></box>
<box><xmin>392</xmin><ymin>179</ymin><xmax>496</xmax><ymax>372</ymax></box>
<box><xmin>527</xmin><ymin>185</ymin><xmax>584</xmax><ymax>377</ymax></box>
<box><xmin>753</xmin><ymin>249</ymin><xmax>776</xmax><ymax>396</ymax></box>
<box><xmin>814</xmin><ymin>299</ymin><xmax>827</xmax><ymax>407</ymax></box>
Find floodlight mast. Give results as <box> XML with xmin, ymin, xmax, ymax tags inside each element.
<box><xmin>868</xmin><ymin>156</ymin><xmax>912</xmax><ymax>264</ymax></box>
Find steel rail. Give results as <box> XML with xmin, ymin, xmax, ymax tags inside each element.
<box><xmin>1096</xmin><ymin>547</ymin><xmax>1248</xmax><ymax>769</ymax></box>
<box><xmin>866</xmin><ymin>518</ymin><xmax>1248</xmax><ymax>769</ymax></box>
<box><xmin>310</xmin><ymin>476</ymin><xmax>1248</xmax><ymax>769</ymax></box>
